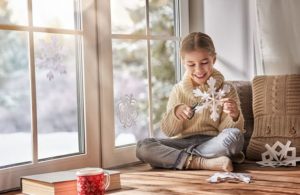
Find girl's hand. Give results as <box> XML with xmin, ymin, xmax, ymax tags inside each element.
<box><xmin>221</xmin><ymin>98</ymin><xmax>240</xmax><ymax>121</ymax></box>
<box><xmin>175</xmin><ymin>104</ymin><xmax>193</xmax><ymax>121</ymax></box>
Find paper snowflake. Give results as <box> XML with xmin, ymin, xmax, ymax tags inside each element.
<box><xmin>192</xmin><ymin>77</ymin><xmax>231</xmax><ymax>121</ymax></box>
<box><xmin>256</xmin><ymin>140</ymin><xmax>300</xmax><ymax>167</ymax></box>
<box><xmin>207</xmin><ymin>172</ymin><xmax>251</xmax><ymax>183</ymax></box>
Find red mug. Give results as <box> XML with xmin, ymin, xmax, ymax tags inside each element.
<box><xmin>76</xmin><ymin>168</ymin><xmax>110</xmax><ymax>195</ymax></box>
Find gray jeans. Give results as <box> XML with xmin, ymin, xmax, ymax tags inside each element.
<box><xmin>136</xmin><ymin>128</ymin><xmax>244</xmax><ymax>169</ymax></box>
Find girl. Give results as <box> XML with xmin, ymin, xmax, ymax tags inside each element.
<box><xmin>136</xmin><ymin>32</ymin><xmax>245</xmax><ymax>172</ymax></box>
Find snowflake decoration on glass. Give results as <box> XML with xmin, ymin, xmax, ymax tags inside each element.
<box><xmin>35</xmin><ymin>36</ymin><xmax>67</xmax><ymax>81</ymax></box>
<box><xmin>192</xmin><ymin>77</ymin><xmax>231</xmax><ymax>121</ymax></box>
<box><xmin>117</xmin><ymin>94</ymin><xmax>138</xmax><ymax>128</ymax></box>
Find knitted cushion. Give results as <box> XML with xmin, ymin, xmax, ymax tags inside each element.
<box><xmin>246</xmin><ymin>75</ymin><xmax>300</xmax><ymax>160</ymax></box>
<box><xmin>229</xmin><ymin>81</ymin><xmax>254</xmax><ymax>153</ymax></box>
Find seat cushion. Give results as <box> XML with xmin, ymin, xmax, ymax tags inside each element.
<box><xmin>246</xmin><ymin>75</ymin><xmax>300</xmax><ymax>160</ymax></box>
<box><xmin>229</xmin><ymin>81</ymin><xmax>254</xmax><ymax>153</ymax></box>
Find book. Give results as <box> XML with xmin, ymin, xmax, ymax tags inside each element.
<box><xmin>21</xmin><ymin>168</ymin><xmax>121</xmax><ymax>195</ymax></box>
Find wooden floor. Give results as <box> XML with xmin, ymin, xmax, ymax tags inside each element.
<box><xmin>4</xmin><ymin>162</ymin><xmax>300</xmax><ymax>195</ymax></box>
<box><xmin>107</xmin><ymin>162</ymin><xmax>300</xmax><ymax>195</ymax></box>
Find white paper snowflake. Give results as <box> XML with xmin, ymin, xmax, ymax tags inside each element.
<box><xmin>256</xmin><ymin>140</ymin><xmax>300</xmax><ymax>167</ymax></box>
<box><xmin>192</xmin><ymin>77</ymin><xmax>231</xmax><ymax>121</ymax></box>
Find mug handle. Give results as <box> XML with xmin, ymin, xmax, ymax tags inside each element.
<box><xmin>103</xmin><ymin>171</ymin><xmax>111</xmax><ymax>190</ymax></box>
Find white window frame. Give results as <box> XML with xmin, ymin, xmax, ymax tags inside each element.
<box><xmin>98</xmin><ymin>0</ymin><xmax>189</xmax><ymax>168</ymax></box>
<box><xmin>0</xmin><ymin>0</ymin><xmax>100</xmax><ymax>192</ymax></box>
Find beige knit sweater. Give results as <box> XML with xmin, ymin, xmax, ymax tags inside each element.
<box><xmin>160</xmin><ymin>69</ymin><xmax>245</xmax><ymax>138</ymax></box>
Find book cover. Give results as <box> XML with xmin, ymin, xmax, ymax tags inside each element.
<box><xmin>21</xmin><ymin>168</ymin><xmax>121</xmax><ymax>195</ymax></box>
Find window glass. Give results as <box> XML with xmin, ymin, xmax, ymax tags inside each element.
<box><xmin>32</xmin><ymin>0</ymin><xmax>78</xmax><ymax>29</ymax></box>
<box><xmin>110</xmin><ymin>0</ymin><xmax>146</xmax><ymax>35</ymax></box>
<box><xmin>151</xmin><ymin>40</ymin><xmax>176</xmax><ymax>138</ymax></box>
<box><xmin>112</xmin><ymin>39</ymin><xmax>149</xmax><ymax>146</ymax></box>
<box><xmin>34</xmin><ymin>33</ymin><xmax>84</xmax><ymax>159</ymax></box>
<box><xmin>149</xmin><ymin>0</ymin><xmax>175</xmax><ymax>35</ymax></box>
<box><xmin>0</xmin><ymin>0</ymin><xmax>28</xmax><ymax>25</ymax></box>
<box><xmin>0</xmin><ymin>30</ymin><xmax>31</xmax><ymax>167</ymax></box>
<box><xmin>110</xmin><ymin>0</ymin><xmax>178</xmax><ymax>144</ymax></box>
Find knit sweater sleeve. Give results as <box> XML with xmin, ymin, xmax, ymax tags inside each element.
<box><xmin>160</xmin><ymin>84</ymin><xmax>184</xmax><ymax>137</ymax></box>
<box><xmin>218</xmin><ymin>83</ymin><xmax>245</xmax><ymax>133</ymax></box>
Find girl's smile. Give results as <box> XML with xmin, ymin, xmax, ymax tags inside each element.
<box><xmin>183</xmin><ymin>50</ymin><xmax>216</xmax><ymax>86</ymax></box>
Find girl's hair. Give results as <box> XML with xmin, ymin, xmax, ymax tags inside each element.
<box><xmin>180</xmin><ymin>32</ymin><xmax>216</xmax><ymax>57</ymax></box>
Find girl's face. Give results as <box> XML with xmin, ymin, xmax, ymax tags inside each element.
<box><xmin>183</xmin><ymin>50</ymin><xmax>216</xmax><ymax>86</ymax></box>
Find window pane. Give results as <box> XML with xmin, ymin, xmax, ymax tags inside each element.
<box><xmin>0</xmin><ymin>0</ymin><xmax>28</xmax><ymax>25</ymax></box>
<box><xmin>151</xmin><ymin>40</ymin><xmax>176</xmax><ymax>138</ymax></box>
<box><xmin>34</xmin><ymin>33</ymin><xmax>84</xmax><ymax>159</ymax></box>
<box><xmin>149</xmin><ymin>0</ymin><xmax>175</xmax><ymax>35</ymax></box>
<box><xmin>0</xmin><ymin>30</ymin><xmax>31</xmax><ymax>167</ymax></box>
<box><xmin>112</xmin><ymin>39</ymin><xmax>149</xmax><ymax>146</ymax></box>
<box><xmin>111</xmin><ymin>0</ymin><xmax>146</xmax><ymax>35</ymax></box>
<box><xmin>32</xmin><ymin>0</ymin><xmax>79</xmax><ymax>29</ymax></box>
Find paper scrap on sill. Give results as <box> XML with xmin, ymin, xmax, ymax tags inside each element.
<box><xmin>207</xmin><ymin>172</ymin><xmax>251</xmax><ymax>184</ymax></box>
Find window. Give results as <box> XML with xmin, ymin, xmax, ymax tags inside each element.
<box><xmin>99</xmin><ymin>0</ymin><xmax>186</xmax><ymax>167</ymax></box>
<box><xmin>0</xmin><ymin>0</ymin><xmax>99</xmax><ymax>192</ymax></box>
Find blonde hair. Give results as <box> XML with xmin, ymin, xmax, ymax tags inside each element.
<box><xmin>180</xmin><ymin>32</ymin><xmax>216</xmax><ymax>58</ymax></box>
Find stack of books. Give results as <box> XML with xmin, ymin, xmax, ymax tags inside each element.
<box><xmin>21</xmin><ymin>168</ymin><xmax>121</xmax><ymax>195</ymax></box>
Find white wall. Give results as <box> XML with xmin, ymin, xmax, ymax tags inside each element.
<box><xmin>189</xmin><ymin>0</ymin><xmax>254</xmax><ymax>81</ymax></box>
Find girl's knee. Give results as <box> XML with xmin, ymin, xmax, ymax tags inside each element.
<box><xmin>223</xmin><ymin>128</ymin><xmax>243</xmax><ymax>140</ymax></box>
<box><xmin>221</xmin><ymin>128</ymin><xmax>244</xmax><ymax>153</ymax></box>
<box><xmin>137</xmin><ymin>138</ymin><xmax>157</xmax><ymax>148</ymax></box>
<box><xmin>136</xmin><ymin>138</ymin><xmax>157</xmax><ymax>160</ymax></box>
